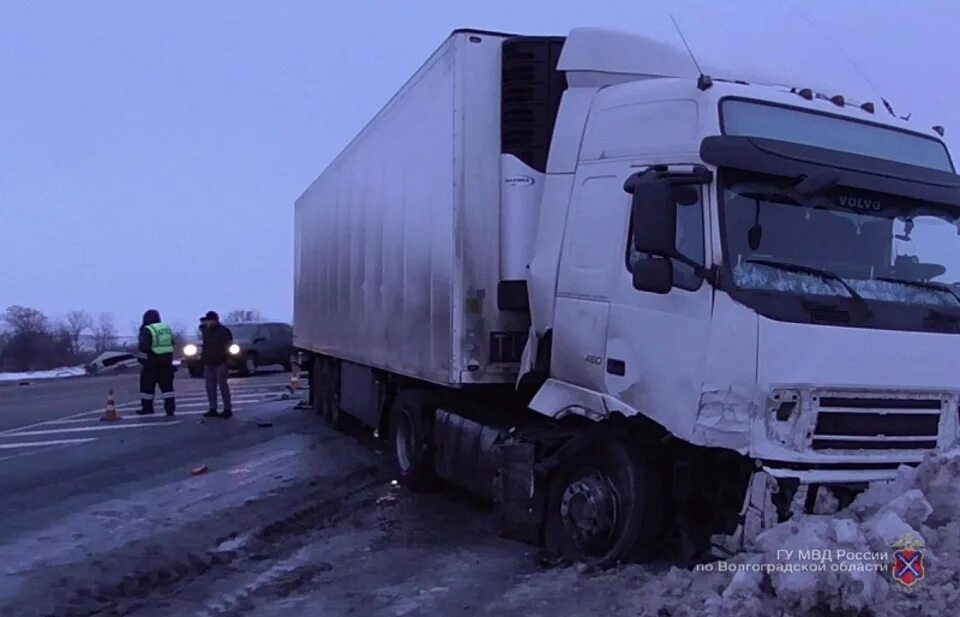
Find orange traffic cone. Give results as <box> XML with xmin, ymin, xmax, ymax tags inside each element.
<box><xmin>101</xmin><ymin>388</ymin><xmax>121</xmax><ymax>422</ymax></box>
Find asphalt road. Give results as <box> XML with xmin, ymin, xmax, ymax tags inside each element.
<box><xmin>0</xmin><ymin>369</ymin><xmax>303</xmax><ymax>547</ymax></box>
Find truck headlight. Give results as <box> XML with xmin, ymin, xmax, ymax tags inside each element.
<box><xmin>229</xmin><ymin>344</ymin><xmax>241</xmax><ymax>355</ymax></box>
<box><xmin>183</xmin><ymin>344</ymin><xmax>198</xmax><ymax>357</ymax></box>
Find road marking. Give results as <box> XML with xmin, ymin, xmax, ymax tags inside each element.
<box><xmin>18</xmin><ymin>391</ymin><xmax>288</xmax><ymax>425</ymax></box>
<box><xmin>41</xmin><ymin>407</ymin><xmax>262</xmax><ymax>425</ymax></box>
<box><xmin>0</xmin><ymin>437</ymin><xmax>97</xmax><ymax>450</ymax></box>
<box><xmin>0</xmin><ymin>441</ymin><xmax>95</xmax><ymax>463</ymax></box>
<box><xmin>0</xmin><ymin>380</ymin><xmax>291</xmax><ymax>437</ymax></box>
<box><xmin>4</xmin><ymin>421</ymin><xmax>182</xmax><ymax>438</ymax></box>
<box><xmin>115</xmin><ymin>394</ymin><xmax>279</xmax><ymax>409</ymax></box>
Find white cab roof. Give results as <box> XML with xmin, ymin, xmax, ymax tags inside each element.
<box><xmin>558</xmin><ymin>27</ymin><xmax>872</xmax><ymax>101</ymax></box>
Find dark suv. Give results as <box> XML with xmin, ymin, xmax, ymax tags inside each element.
<box><xmin>183</xmin><ymin>321</ymin><xmax>294</xmax><ymax>377</ymax></box>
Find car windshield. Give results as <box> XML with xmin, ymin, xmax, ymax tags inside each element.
<box><xmin>721</xmin><ymin>170</ymin><xmax>960</xmax><ymax>310</ymax></box>
<box><xmin>229</xmin><ymin>324</ymin><xmax>261</xmax><ymax>340</ymax></box>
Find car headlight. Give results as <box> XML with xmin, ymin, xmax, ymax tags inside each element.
<box><xmin>183</xmin><ymin>344</ymin><xmax>198</xmax><ymax>357</ymax></box>
<box><xmin>229</xmin><ymin>344</ymin><xmax>241</xmax><ymax>355</ymax></box>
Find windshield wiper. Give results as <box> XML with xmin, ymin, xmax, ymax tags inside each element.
<box><xmin>874</xmin><ymin>277</ymin><xmax>960</xmax><ymax>305</ymax></box>
<box><xmin>745</xmin><ymin>258</ymin><xmax>874</xmax><ymax>318</ymax></box>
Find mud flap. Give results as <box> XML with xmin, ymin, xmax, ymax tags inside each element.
<box><xmin>712</xmin><ymin>470</ymin><xmax>780</xmax><ymax>555</ymax></box>
<box><xmin>493</xmin><ymin>441</ymin><xmax>541</xmax><ymax>544</ymax></box>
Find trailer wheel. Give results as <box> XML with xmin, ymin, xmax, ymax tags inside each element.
<box><xmin>543</xmin><ymin>438</ymin><xmax>660</xmax><ymax>568</ymax></box>
<box><xmin>312</xmin><ymin>358</ymin><xmax>348</xmax><ymax>431</ymax></box>
<box><xmin>389</xmin><ymin>391</ymin><xmax>434</xmax><ymax>491</ymax></box>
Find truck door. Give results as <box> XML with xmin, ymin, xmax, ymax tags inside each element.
<box><xmin>604</xmin><ymin>179</ymin><xmax>713</xmax><ymax>437</ymax></box>
<box><xmin>552</xmin><ymin>167</ymin><xmax>625</xmax><ymax>392</ymax></box>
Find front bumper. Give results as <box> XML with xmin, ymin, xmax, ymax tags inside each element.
<box><xmin>753</xmin><ymin>387</ymin><xmax>959</xmax><ymax>484</ymax></box>
<box><xmin>180</xmin><ymin>350</ymin><xmax>246</xmax><ymax>371</ymax></box>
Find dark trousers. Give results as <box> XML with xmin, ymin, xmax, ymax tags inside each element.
<box><xmin>205</xmin><ymin>363</ymin><xmax>232</xmax><ymax>411</ymax></box>
<box><xmin>140</xmin><ymin>357</ymin><xmax>175</xmax><ymax>414</ymax></box>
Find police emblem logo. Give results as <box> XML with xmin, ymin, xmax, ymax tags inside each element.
<box><xmin>891</xmin><ymin>532</ymin><xmax>926</xmax><ymax>590</ymax></box>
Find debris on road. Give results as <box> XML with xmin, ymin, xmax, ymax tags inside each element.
<box><xmin>191</xmin><ymin>466</ymin><xmax>209</xmax><ymax>476</ymax></box>
<box><xmin>257</xmin><ymin>422</ymin><xmax>274</xmax><ymax>428</ymax></box>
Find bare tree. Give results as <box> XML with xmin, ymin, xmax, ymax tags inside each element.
<box><xmin>3</xmin><ymin>305</ymin><xmax>49</xmax><ymax>335</ymax></box>
<box><xmin>226</xmin><ymin>309</ymin><xmax>264</xmax><ymax>323</ymax></box>
<box><xmin>0</xmin><ymin>305</ymin><xmax>71</xmax><ymax>371</ymax></box>
<box><xmin>92</xmin><ymin>312</ymin><xmax>118</xmax><ymax>353</ymax></box>
<box><xmin>63</xmin><ymin>310</ymin><xmax>93</xmax><ymax>355</ymax></box>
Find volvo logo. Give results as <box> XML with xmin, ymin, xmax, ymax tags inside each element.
<box><xmin>838</xmin><ymin>195</ymin><xmax>881</xmax><ymax>212</ymax></box>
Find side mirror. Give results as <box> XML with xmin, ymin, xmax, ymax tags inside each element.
<box><xmin>624</xmin><ymin>175</ymin><xmax>678</xmax><ymax>258</ymax></box>
<box><xmin>631</xmin><ymin>256</ymin><xmax>674</xmax><ymax>294</ymax></box>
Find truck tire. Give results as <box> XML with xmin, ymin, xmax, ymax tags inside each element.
<box><xmin>312</xmin><ymin>358</ymin><xmax>348</xmax><ymax>431</ymax></box>
<box><xmin>388</xmin><ymin>391</ymin><xmax>434</xmax><ymax>491</ymax></box>
<box><xmin>543</xmin><ymin>438</ymin><xmax>661</xmax><ymax>568</ymax></box>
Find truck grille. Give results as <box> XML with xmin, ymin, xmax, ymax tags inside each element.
<box><xmin>811</xmin><ymin>396</ymin><xmax>941</xmax><ymax>451</ymax></box>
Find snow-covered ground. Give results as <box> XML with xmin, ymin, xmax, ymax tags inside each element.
<box><xmin>224</xmin><ymin>447</ymin><xmax>960</xmax><ymax>617</ymax></box>
<box><xmin>3</xmin><ymin>414</ymin><xmax>959</xmax><ymax>616</ymax></box>
<box><xmin>0</xmin><ymin>366</ymin><xmax>86</xmax><ymax>383</ymax></box>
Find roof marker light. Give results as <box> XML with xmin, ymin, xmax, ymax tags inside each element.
<box><xmin>860</xmin><ymin>102</ymin><xmax>875</xmax><ymax>114</ymax></box>
<box><xmin>934</xmin><ymin>126</ymin><xmax>946</xmax><ymax>137</ymax></box>
<box><xmin>798</xmin><ymin>88</ymin><xmax>814</xmax><ymax>100</ymax></box>
<box><xmin>830</xmin><ymin>95</ymin><xmax>845</xmax><ymax>107</ymax></box>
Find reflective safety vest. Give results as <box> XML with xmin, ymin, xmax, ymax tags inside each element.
<box><xmin>146</xmin><ymin>323</ymin><xmax>175</xmax><ymax>355</ymax></box>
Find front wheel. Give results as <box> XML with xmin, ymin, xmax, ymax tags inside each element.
<box><xmin>543</xmin><ymin>438</ymin><xmax>662</xmax><ymax>569</ymax></box>
<box><xmin>241</xmin><ymin>355</ymin><xmax>257</xmax><ymax>377</ymax></box>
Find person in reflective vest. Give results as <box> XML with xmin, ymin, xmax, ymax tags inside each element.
<box><xmin>137</xmin><ymin>309</ymin><xmax>177</xmax><ymax>416</ymax></box>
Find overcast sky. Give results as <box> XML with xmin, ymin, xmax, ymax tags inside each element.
<box><xmin>1</xmin><ymin>0</ymin><xmax>958</xmax><ymax>332</ymax></box>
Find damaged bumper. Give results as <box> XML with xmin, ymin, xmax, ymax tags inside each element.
<box><xmin>754</xmin><ymin>387</ymin><xmax>959</xmax><ymax>482</ymax></box>
<box><xmin>697</xmin><ymin>385</ymin><xmax>959</xmax><ymax>483</ymax></box>
<box><xmin>709</xmin><ymin>386</ymin><xmax>960</xmax><ymax>551</ymax></box>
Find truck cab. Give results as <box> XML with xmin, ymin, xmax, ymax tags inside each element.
<box><xmin>521</xmin><ymin>28</ymin><xmax>960</xmax><ymax>556</ymax></box>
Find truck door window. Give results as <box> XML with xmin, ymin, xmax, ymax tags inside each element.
<box><xmin>627</xmin><ymin>186</ymin><xmax>705</xmax><ymax>291</ymax></box>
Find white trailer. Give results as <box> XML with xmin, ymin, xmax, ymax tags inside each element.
<box><xmin>294</xmin><ymin>30</ymin><xmax>534</xmax><ymax>391</ymax></box>
<box><xmin>295</xmin><ymin>27</ymin><xmax>960</xmax><ymax>566</ymax></box>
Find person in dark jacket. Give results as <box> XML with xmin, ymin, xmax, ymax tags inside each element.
<box><xmin>137</xmin><ymin>309</ymin><xmax>176</xmax><ymax>416</ymax></box>
<box><xmin>201</xmin><ymin>311</ymin><xmax>234</xmax><ymax>419</ymax></box>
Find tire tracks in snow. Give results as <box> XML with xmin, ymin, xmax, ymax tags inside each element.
<box><xmin>4</xmin><ymin>463</ymin><xmax>389</xmax><ymax>617</ymax></box>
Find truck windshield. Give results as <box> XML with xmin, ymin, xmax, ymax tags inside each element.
<box><xmin>721</xmin><ymin>170</ymin><xmax>960</xmax><ymax>310</ymax></box>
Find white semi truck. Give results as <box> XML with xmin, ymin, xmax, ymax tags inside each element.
<box><xmin>294</xmin><ymin>27</ymin><xmax>960</xmax><ymax>566</ymax></box>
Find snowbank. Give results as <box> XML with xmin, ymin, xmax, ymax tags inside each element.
<box><xmin>700</xmin><ymin>448</ymin><xmax>960</xmax><ymax>617</ymax></box>
<box><xmin>0</xmin><ymin>366</ymin><xmax>87</xmax><ymax>383</ymax></box>
<box><xmin>532</xmin><ymin>448</ymin><xmax>960</xmax><ymax>617</ymax></box>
